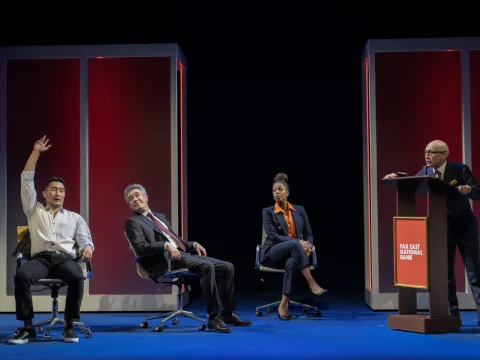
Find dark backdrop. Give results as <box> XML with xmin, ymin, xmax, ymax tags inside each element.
<box><xmin>1</xmin><ymin>5</ymin><xmax>479</xmax><ymax>296</ymax></box>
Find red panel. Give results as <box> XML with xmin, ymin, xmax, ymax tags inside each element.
<box><xmin>470</xmin><ymin>51</ymin><xmax>480</xmax><ymax>236</ymax></box>
<box><xmin>375</xmin><ymin>51</ymin><xmax>464</xmax><ymax>292</ymax></box>
<box><xmin>88</xmin><ymin>57</ymin><xmax>172</xmax><ymax>295</ymax></box>
<box><xmin>6</xmin><ymin>59</ymin><xmax>80</xmax><ymax>294</ymax></box>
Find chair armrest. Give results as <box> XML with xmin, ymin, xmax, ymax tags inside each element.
<box><xmin>311</xmin><ymin>246</ymin><xmax>318</xmax><ymax>269</ymax></box>
<box><xmin>85</xmin><ymin>261</ymin><xmax>93</xmax><ymax>278</ymax></box>
<box><xmin>16</xmin><ymin>252</ymin><xmax>25</xmax><ymax>271</ymax></box>
<box><xmin>164</xmin><ymin>250</ymin><xmax>172</xmax><ymax>272</ymax></box>
<box><xmin>74</xmin><ymin>258</ymin><xmax>93</xmax><ymax>279</ymax></box>
<box><xmin>255</xmin><ymin>245</ymin><xmax>262</xmax><ymax>269</ymax></box>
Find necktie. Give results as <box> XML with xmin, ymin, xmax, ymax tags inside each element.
<box><xmin>146</xmin><ymin>212</ymin><xmax>186</xmax><ymax>252</ymax></box>
<box><xmin>435</xmin><ymin>170</ymin><xmax>443</xmax><ymax>180</ymax></box>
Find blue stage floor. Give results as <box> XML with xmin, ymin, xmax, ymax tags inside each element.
<box><xmin>1</xmin><ymin>291</ymin><xmax>480</xmax><ymax>359</ymax></box>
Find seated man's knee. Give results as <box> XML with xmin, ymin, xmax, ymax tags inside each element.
<box><xmin>14</xmin><ymin>267</ymin><xmax>31</xmax><ymax>285</ymax></box>
<box><xmin>65</xmin><ymin>262</ymin><xmax>85</xmax><ymax>283</ymax></box>
<box><xmin>225</xmin><ymin>261</ymin><xmax>234</xmax><ymax>274</ymax></box>
<box><xmin>202</xmin><ymin>262</ymin><xmax>215</xmax><ymax>274</ymax></box>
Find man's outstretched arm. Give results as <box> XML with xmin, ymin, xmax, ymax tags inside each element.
<box><xmin>21</xmin><ymin>135</ymin><xmax>52</xmax><ymax>217</ymax></box>
<box><xmin>24</xmin><ymin>135</ymin><xmax>51</xmax><ymax>171</ymax></box>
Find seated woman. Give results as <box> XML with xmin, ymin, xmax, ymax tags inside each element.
<box><xmin>260</xmin><ymin>172</ymin><xmax>326</xmax><ymax>320</ymax></box>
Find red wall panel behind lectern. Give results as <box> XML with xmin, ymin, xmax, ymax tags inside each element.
<box><xmin>88</xmin><ymin>57</ymin><xmax>172</xmax><ymax>295</ymax></box>
<box><xmin>470</xmin><ymin>51</ymin><xmax>480</xmax><ymax>228</ymax></box>
<box><xmin>375</xmin><ymin>51</ymin><xmax>464</xmax><ymax>293</ymax></box>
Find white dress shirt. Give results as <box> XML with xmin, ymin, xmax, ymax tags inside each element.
<box><xmin>21</xmin><ymin>171</ymin><xmax>94</xmax><ymax>259</ymax></box>
<box><xmin>435</xmin><ymin>162</ymin><xmax>447</xmax><ymax>179</ymax></box>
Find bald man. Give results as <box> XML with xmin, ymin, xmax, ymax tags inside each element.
<box><xmin>383</xmin><ymin>140</ymin><xmax>480</xmax><ymax>324</ymax></box>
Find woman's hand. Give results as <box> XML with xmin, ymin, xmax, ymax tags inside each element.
<box><xmin>299</xmin><ymin>240</ymin><xmax>313</xmax><ymax>256</ymax></box>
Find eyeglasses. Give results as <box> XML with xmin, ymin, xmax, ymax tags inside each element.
<box><xmin>424</xmin><ymin>150</ymin><xmax>446</xmax><ymax>156</ymax></box>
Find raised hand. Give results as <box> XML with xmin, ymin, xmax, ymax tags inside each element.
<box><xmin>33</xmin><ymin>135</ymin><xmax>52</xmax><ymax>153</ymax></box>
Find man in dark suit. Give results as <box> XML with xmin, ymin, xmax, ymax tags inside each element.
<box><xmin>124</xmin><ymin>183</ymin><xmax>252</xmax><ymax>333</ymax></box>
<box><xmin>383</xmin><ymin>140</ymin><xmax>480</xmax><ymax>323</ymax></box>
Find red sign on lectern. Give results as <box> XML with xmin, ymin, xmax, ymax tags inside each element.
<box><xmin>393</xmin><ymin>217</ymin><xmax>428</xmax><ymax>289</ymax></box>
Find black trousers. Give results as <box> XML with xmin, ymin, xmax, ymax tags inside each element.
<box><xmin>448</xmin><ymin>241</ymin><xmax>480</xmax><ymax>316</ymax></box>
<box><xmin>173</xmin><ymin>253</ymin><xmax>235</xmax><ymax>316</ymax></box>
<box><xmin>14</xmin><ymin>251</ymin><xmax>84</xmax><ymax>323</ymax></box>
<box><xmin>260</xmin><ymin>240</ymin><xmax>311</xmax><ymax>295</ymax></box>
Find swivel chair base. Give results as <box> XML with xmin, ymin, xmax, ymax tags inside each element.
<box><xmin>255</xmin><ymin>299</ymin><xmax>322</xmax><ymax>317</ymax></box>
<box><xmin>34</xmin><ymin>317</ymin><xmax>92</xmax><ymax>340</ymax></box>
<box><xmin>14</xmin><ymin>296</ymin><xmax>92</xmax><ymax>340</ymax></box>
<box><xmin>139</xmin><ymin>279</ymin><xmax>206</xmax><ymax>332</ymax></box>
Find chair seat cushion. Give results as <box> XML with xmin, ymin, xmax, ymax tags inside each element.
<box><xmin>35</xmin><ymin>279</ymin><xmax>67</xmax><ymax>285</ymax></box>
<box><xmin>153</xmin><ymin>269</ymin><xmax>199</xmax><ymax>279</ymax></box>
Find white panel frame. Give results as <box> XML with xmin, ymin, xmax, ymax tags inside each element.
<box><xmin>0</xmin><ymin>44</ymin><xmax>188</xmax><ymax>312</ymax></box>
<box><xmin>362</xmin><ymin>37</ymin><xmax>480</xmax><ymax>310</ymax></box>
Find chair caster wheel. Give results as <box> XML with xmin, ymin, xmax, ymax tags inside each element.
<box><xmin>86</xmin><ymin>330</ymin><xmax>92</xmax><ymax>337</ymax></box>
<box><xmin>314</xmin><ymin>310</ymin><xmax>322</xmax><ymax>317</ymax></box>
<box><xmin>302</xmin><ymin>306</ymin><xmax>309</xmax><ymax>313</ymax></box>
<box><xmin>267</xmin><ymin>307</ymin><xmax>274</xmax><ymax>313</ymax></box>
<box><xmin>44</xmin><ymin>333</ymin><xmax>51</xmax><ymax>340</ymax></box>
<box><xmin>140</xmin><ymin>321</ymin><xmax>148</xmax><ymax>328</ymax></box>
<box><xmin>37</xmin><ymin>327</ymin><xmax>44</xmax><ymax>334</ymax></box>
<box><xmin>172</xmin><ymin>318</ymin><xmax>179</xmax><ymax>325</ymax></box>
<box><xmin>154</xmin><ymin>325</ymin><xmax>164</xmax><ymax>332</ymax></box>
<box><xmin>199</xmin><ymin>324</ymin><xmax>206</xmax><ymax>331</ymax></box>
<box><xmin>255</xmin><ymin>311</ymin><xmax>263</xmax><ymax>317</ymax></box>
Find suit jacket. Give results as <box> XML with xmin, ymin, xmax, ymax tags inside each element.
<box><xmin>416</xmin><ymin>160</ymin><xmax>480</xmax><ymax>244</ymax></box>
<box><xmin>125</xmin><ymin>211</ymin><xmax>195</xmax><ymax>275</ymax></box>
<box><xmin>260</xmin><ymin>204</ymin><xmax>313</xmax><ymax>263</ymax></box>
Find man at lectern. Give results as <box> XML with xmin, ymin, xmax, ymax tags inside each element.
<box><xmin>383</xmin><ymin>139</ymin><xmax>480</xmax><ymax>324</ymax></box>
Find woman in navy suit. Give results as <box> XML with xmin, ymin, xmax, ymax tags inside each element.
<box><xmin>261</xmin><ymin>173</ymin><xmax>326</xmax><ymax>320</ymax></box>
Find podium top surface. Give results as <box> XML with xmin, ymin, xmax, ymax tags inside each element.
<box><xmin>382</xmin><ymin>175</ymin><xmax>458</xmax><ymax>196</ymax></box>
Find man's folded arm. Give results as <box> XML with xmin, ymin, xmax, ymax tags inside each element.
<box><xmin>75</xmin><ymin>216</ymin><xmax>94</xmax><ymax>253</ymax></box>
<box><xmin>125</xmin><ymin>219</ymin><xmax>168</xmax><ymax>256</ymax></box>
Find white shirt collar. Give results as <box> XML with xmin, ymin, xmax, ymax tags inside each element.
<box><xmin>436</xmin><ymin>161</ymin><xmax>447</xmax><ymax>176</ymax></box>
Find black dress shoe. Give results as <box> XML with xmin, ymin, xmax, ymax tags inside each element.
<box><xmin>278</xmin><ymin>312</ymin><xmax>293</xmax><ymax>321</ymax></box>
<box><xmin>222</xmin><ymin>312</ymin><xmax>253</xmax><ymax>326</ymax></box>
<box><xmin>450</xmin><ymin>310</ymin><xmax>460</xmax><ymax>317</ymax></box>
<box><xmin>207</xmin><ymin>316</ymin><xmax>232</xmax><ymax>333</ymax></box>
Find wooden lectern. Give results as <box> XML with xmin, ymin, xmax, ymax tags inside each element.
<box><xmin>383</xmin><ymin>175</ymin><xmax>461</xmax><ymax>334</ymax></box>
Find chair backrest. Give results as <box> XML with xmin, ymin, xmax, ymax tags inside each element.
<box><xmin>123</xmin><ymin>230</ymin><xmax>151</xmax><ymax>280</ymax></box>
<box><xmin>15</xmin><ymin>226</ymin><xmax>92</xmax><ymax>280</ymax></box>
<box><xmin>257</xmin><ymin>224</ymin><xmax>318</xmax><ymax>271</ymax></box>
<box><xmin>261</xmin><ymin>226</ymin><xmax>267</xmax><ymax>246</ymax></box>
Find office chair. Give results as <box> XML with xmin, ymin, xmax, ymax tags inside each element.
<box><xmin>123</xmin><ymin>231</ymin><xmax>206</xmax><ymax>332</ymax></box>
<box><xmin>254</xmin><ymin>226</ymin><xmax>322</xmax><ymax>317</ymax></box>
<box><xmin>14</xmin><ymin>226</ymin><xmax>92</xmax><ymax>340</ymax></box>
